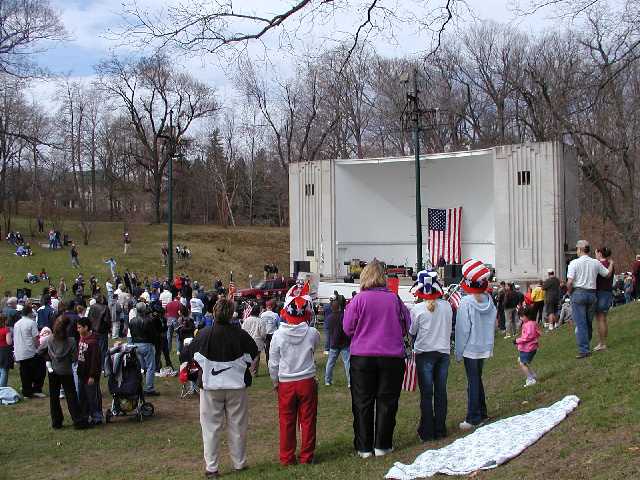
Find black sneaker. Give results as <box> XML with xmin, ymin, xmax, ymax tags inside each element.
<box><xmin>575</xmin><ymin>352</ymin><xmax>591</xmax><ymax>359</ymax></box>
<box><xmin>145</xmin><ymin>390</ymin><xmax>160</xmax><ymax>396</ymax></box>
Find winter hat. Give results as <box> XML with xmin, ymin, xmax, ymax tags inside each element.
<box><xmin>410</xmin><ymin>269</ymin><xmax>444</xmax><ymax>300</ymax></box>
<box><xmin>281</xmin><ymin>281</ymin><xmax>313</xmax><ymax>325</ymax></box>
<box><xmin>461</xmin><ymin>258</ymin><xmax>491</xmax><ymax>294</ymax></box>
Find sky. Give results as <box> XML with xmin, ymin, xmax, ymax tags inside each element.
<box><xmin>24</xmin><ymin>0</ymin><xmax>577</xmax><ymax>108</ymax></box>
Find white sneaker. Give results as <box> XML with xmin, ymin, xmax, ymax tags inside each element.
<box><xmin>459</xmin><ymin>421</ymin><xmax>474</xmax><ymax>431</ymax></box>
<box><xmin>504</xmin><ymin>335</ymin><xmax>512</xmax><ymax>339</ymax></box>
<box><xmin>325</xmin><ymin>382</ymin><xmax>331</xmax><ymax>386</ymax></box>
<box><xmin>357</xmin><ymin>451</ymin><xmax>373</xmax><ymax>459</ymax></box>
<box><xmin>32</xmin><ymin>392</ymin><xmax>47</xmax><ymax>398</ymax></box>
<box><xmin>374</xmin><ymin>448</ymin><xmax>394</xmax><ymax>457</ymax></box>
<box><xmin>323</xmin><ymin>351</ymin><xmax>329</xmax><ymax>355</ymax></box>
<box><xmin>594</xmin><ymin>344</ymin><xmax>607</xmax><ymax>352</ymax></box>
<box><xmin>525</xmin><ymin>377</ymin><xmax>537</xmax><ymax>387</ymax></box>
<box><xmin>59</xmin><ymin>392</ymin><xmax>65</xmax><ymax>399</ymax></box>
<box><xmin>548</xmin><ymin>324</ymin><xmax>554</xmax><ymax>331</ymax></box>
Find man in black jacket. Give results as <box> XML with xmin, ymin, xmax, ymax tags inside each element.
<box><xmin>149</xmin><ymin>299</ymin><xmax>173</xmax><ymax>374</ymax></box>
<box><xmin>87</xmin><ymin>294</ymin><xmax>111</xmax><ymax>369</ymax></box>
<box><xmin>181</xmin><ymin>298</ymin><xmax>258</xmax><ymax>477</ymax></box>
<box><xmin>129</xmin><ymin>302</ymin><xmax>159</xmax><ymax>395</ymax></box>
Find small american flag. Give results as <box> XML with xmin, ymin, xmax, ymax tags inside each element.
<box><xmin>242</xmin><ymin>303</ymin><xmax>252</xmax><ymax>320</ymax></box>
<box><xmin>402</xmin><ymin>353</ymin><xmax>417</xmax><ymax>391</ymax></box>
<box><xmin>448</xmin><ymin>290</ymin><xmax>462</xmax><ymax>310</ymax></box>
<box><xmin>428</xmin><ymin>207</ymin><xmax>462</xmax><ymax>266</ymax></box>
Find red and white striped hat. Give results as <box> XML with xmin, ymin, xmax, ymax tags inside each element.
<box><xmin>461</xmin><ymin>258</ymin><xmax>491</xmax><ymax>293</ymax></box>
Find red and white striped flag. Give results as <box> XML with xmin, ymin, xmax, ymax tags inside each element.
<box><xmin>242</xmin><ymin>303</ymin><xmax>252</xmax><ymax>320</ymax></box>
<box><xmin>402</xmin><ymin>353</ymin><xmax>417</xmax><ymax>391</ymax></box>
<box><xmin>428</xmin><ymin>207</ymin><xmax>462</xmax><ymax>266</ymax></box>
<box><xmin>448</xmin><ymin>290</ymin><xmax>462</xmax><ymax>310</ymax></box>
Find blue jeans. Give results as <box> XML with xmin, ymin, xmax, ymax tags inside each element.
<box><xmin>166</xmin><ymin>317</ymin><xmax>178</xmax><ymax>353</ymax></box>
<box><xmin>571</xmin><ymin>290</ymin><xmax>597</xmax><ymax>354</ymax></box>
<box><xmin>463</xmin><ymin>358</ymin><xmax>487</xmax><ymax>425</ymax></box>
<box><xmin>416</xmin><ymin>352</ymin><xmax>450</xmax><ymax>440</ymax></box>
<box><xmin>192</xmin><ymin>312</ymin><xmax>203</xmax><ymax>329</ymax></box>
<box><xmin>0</xmin><ymin>367</ymin><xmax>7</xmax><ymax>387</ymax></box>
<box><xmin>325</xmin><ymin>347</ymin><xmax>350</xmax><ymax>385</ymax></box>
<box><xmin>133</xmin><ymin>343</ymin><xmax>156</xmax><ymax>393</ymax></box>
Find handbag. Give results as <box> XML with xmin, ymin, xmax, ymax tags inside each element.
<box><xmin>395</xmin><ymin>295</ymin><xmax>413</xmax><ymax>359</ymax></box>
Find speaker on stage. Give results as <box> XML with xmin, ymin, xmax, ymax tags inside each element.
<box><xmin>443</xmin><ymin>264</ymin><xmax>463</xmax><ymax>285</ymax></box>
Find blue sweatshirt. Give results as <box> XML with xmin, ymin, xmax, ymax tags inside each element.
<box><xmin>454</xmin><ymin>293</ymin><xmax>496</xmax><ymax>361</ymax></box>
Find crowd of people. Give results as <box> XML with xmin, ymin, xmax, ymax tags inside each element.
<box><xmin>1</xmin><ymin>236</ymin><xmax>639</xmax><ymax>478</ymax></box>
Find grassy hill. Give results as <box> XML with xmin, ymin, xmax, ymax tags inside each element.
<box><xmin>0</xmin><ymin>218</ymin><xmax>290</xmax><ymax>294</ymax></box>
<box><xmin>1</xmin><ymin>300</ymin><xmax>639</xmax><ymax>479</ymax></box>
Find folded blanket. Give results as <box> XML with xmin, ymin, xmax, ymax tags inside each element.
<box><xmin>386</xmin><ymin>395</ymin><xmax>580</xmax><ymax>479</ymax></box>
<box><xmin>0</xmin><ymin>386</ymin><xmax>21</xmax><ymax>405</ymax></box>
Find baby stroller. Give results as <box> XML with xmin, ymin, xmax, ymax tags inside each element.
<box><xmin>179</xmin><ymin>359</ymin><xmax>201</xmax><ymax>399</ymax></box>
<box><xmin>104</xmin><ymin>344</ymin><xmax>155</xmax><ymax>423</ymax></box>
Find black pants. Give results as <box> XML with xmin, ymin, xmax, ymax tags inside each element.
<box><xmin>497</xmin><ymin>308</ymin><xmax>506</xmax><ymax>331</ymax></box>
<box><xmin>48</xmin><ymin>372</ymin><xmax>84</xmax><ymax>428</ymax></box>
<box><xmin>265</xmin><ymin>334</ymin><xmax>273</xmax><ymax>366</ymax></box>
<box><xmin>19</xmin><ymin>355</ymin><xmax>46</xmax><ymax>397</ymax></box>
<box><xmin>155</xmin><ymin>336</ymin><xmax>173</xmax><ymax>371</ymax></box>
<box><xmin>78</xmin><ymin>379</ymin><xmax>103</xmax><ymax>423</ymax></box>
<box><xmin>349</xmin><ymin>355</ymin><xmax>405</xmax><ymax>452</ymax></box>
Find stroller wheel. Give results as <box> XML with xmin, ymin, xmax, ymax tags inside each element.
<box><xmin>140</xmin><ymin>402</ymin><xmax>154</xmax><ymax>417</ymax></box>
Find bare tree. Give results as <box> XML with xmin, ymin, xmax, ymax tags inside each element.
<box><xmin>119</xmin><ymin>0</ymin><xmax>463</xmax><ymax>60</ymax></box>
<box><xmin>97</xmin><ymin>54</ymin><xmax>218</xmax><ymax>223</ymax></box>
<box><xmin>0</xmin><ymin>0</ymin><xmax>66</xmax><ymax>77</ymax></box>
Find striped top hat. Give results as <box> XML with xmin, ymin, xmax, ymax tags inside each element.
<box><xmin>281</xmin><ymin>281</ymin><xmax>313</xmax><ymax>325</ymax></box>
<box><xmin>461</xmin><ymin>259</ymin><xmax>491</xmax><ymax>294</ymax></box>
<box><xmin>410</xmin><ymin>269</ymin><xmax>444</xmax><ymax>300</ymax></box>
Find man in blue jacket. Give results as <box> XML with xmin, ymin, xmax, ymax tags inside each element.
<box><xmin>36</xmin><ymin>295</ymin><xmax>56</xmax><ymax>331</ymax></box>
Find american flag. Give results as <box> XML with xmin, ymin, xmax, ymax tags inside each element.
<box><xmin>448</xmin><ymin>290</ymin><xmax>462</xmax><ymax>310</ymax></box>
<box><xmin>402</xmin><ymin>353</ymin><xmax>417</xmax><ymax>391</ymax></box>
<box><xmin>428</xmin><ymin>207</ymin><xmax>462</xmax><ymax>266</ymax></box>
<box><xmin>242</xmin><ymin>303</ymin><xmax>253</xmax><ymax>320</ymax></box>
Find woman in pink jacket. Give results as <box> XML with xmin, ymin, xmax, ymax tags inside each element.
<box><xmin>515</xmin><ymin>306</ymin><xmax>541</xmax><ymax>387</ymax></box>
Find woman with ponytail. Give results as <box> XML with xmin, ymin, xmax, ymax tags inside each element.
<box><xmin>409</xmin><ymin>270</ymin><xmax>453</xmax><ymax>442</ymax></box>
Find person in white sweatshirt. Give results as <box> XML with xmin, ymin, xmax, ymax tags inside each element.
<box><xmin>268</xmin><ymin>282</ymin><xmax>320</xmax><ymax>466</ymax></box>
<box><xmin>409</xmin><ymin>270</ymin><xmax>453</xmax><ymax>442</ymax></box>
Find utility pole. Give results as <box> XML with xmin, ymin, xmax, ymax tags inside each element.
<box><xmin>403</xmin><ymin>67</ymin><xmax>446</xmax><ymax>273</ymax></box>
<box><xmin>405</xmin><ymin>67</ymin><xmax>424</xmax><ymax>272</ymax></box>
<box><xmin>167</xmin><ymin>110</ymin><xmax>175</xmax><ymax>281</ymax></box>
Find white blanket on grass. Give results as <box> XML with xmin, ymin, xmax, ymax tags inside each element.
<box><xmin>386</xmin><ymin>395</ymin><xmax>580</xmax><ymax>479</ymax></box>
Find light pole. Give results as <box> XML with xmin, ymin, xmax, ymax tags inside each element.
<box><xmin>159</xmin><ymin>110</ymin><xmax>176</xmax><ymax>281</ymax></box>
<box><xmin>403</xmin><ymin>67</ymin><xmax>424</xmax><ymax>272</ymax></box>
<box><xmin>402</xmin><ymin>67</ymin><xmax>447</xmax><ymax>274</ymax></box>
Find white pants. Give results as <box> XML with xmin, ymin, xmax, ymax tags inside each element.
<box><xmin>200</xmin><ymin>388</ymin><xmax>249</xmax><ymax>473</ymax></box>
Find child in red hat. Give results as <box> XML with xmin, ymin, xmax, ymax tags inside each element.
<box><xmin>268</xmin><ymin>282</ymin><xmax>321</xmax><ymax>465</ymax></box>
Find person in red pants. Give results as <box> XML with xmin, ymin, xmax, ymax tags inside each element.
<box><xmin>268</xmin><ymin>282</ymin><xmax>321</xmax><ymax>466</ymax></box>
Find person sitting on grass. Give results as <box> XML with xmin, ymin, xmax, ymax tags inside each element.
<box><xmin>515</xmin><ymin>306</ymin><xmax>541</xmax><ymax>387</ymax></box>
<box><xmin>76</xmin><ymin>317</ymin><xmax>103</xmax><ymax>425</ymax></box>
<box><xmin>269</xmin><ymin>282</ymin><xmax>321</xmax><ymax>466</ymax></box>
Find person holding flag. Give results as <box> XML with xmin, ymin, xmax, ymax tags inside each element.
<box><xmin>409</xmin><ymin>269</ymin><xmax>453</xmax><ymax>442</ymax></box>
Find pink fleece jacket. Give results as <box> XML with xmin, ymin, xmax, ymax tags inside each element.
<box><xmin>515</xmin><ymin>320</ymin><xmax>540</xmax><ymax>353</ymax></box>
